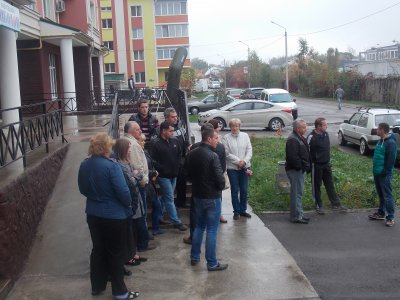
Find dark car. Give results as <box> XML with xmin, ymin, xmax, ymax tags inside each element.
<box><xmin>187</xmin><ymin>94</ymin><xmax>237</xmax><ymax>115</ymax></box>
<box><xmin>240</xmin><ymin>87</ymin><xmax>265</xmax><ymax>100</ymax></box>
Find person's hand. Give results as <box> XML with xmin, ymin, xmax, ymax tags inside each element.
<box><xmin>238</xmin><ymin>161</ymin><xmax>246</xmax><ymax>168</ymax></box>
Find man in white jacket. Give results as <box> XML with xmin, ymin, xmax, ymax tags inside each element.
<box><xmin>223</xmin><ymin>118</ymin><xmax>253</xmax><ymax>220</ymax></box>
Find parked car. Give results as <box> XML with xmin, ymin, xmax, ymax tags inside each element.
<box><xmin>260</xmin><ymin>88</ymin><xmax>298</xmax><ymax>119</ymax></box>
<box><xmin>240</xmin><ymin>87</ymin><xmax>265</xmax><ymax>99</ymax></box>
<box><xmin>198</xmin><ymin>99</ymin><xmax>293</xmax><ymax>131</ymax></box>
<box><xmin>187</xmin><ymin>94</ymin><xmax>236</xmax><ymax>115</ymax></box>
<box><xmin>209</xmin><ymin>80</ymin><xmax>221</xmax><ymax>89</ymax></box>
<box><xmin>226</xmin><ymin>88</ymin><xmax>243</xmax><ymax>99</ymax></box>
<box><xmin>338</xmin><ymin>107</ymin><xmax>400</xmax><ymax>155</ymax></box>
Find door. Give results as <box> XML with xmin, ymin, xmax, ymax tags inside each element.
<box><xmin>226</xmin><ymin>101</ymin><xmax>254</xmax><ymax>126</ymax></box>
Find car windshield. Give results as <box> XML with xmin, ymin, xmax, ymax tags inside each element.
<box><xmin>375</xmin><ymin>113</ymin><xmax>400</xmax><ymax>127</ymax></box>
<box><xmin>269</xmin><ymin>93</ymin><xmax>292</xmax><ymax>103</ymax></box>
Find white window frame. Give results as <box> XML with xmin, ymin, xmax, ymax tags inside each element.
<box><xmin>157</xmin><ymin>46</ymin><xmax>189</xmax><ymax>60</ymax></box>
<box><xmin>105</xmin><ymin>63</ymin><xmax>115</xmax><ymax>73</ymax></box>
<box><xmin>131</xmin><ymin>5</ymin><xmax>142</xmax><ymax>16</ymax></box>
<box><xmin>49</xmin><ymin>54</ymin><xmax>58</xmax><ymax>99</ymax></box>
<box><xmin>102</xmin><ymin>19</ymin><xmax>113</xmax><ymax>29</ymax></box>
<box><xmin>135</xmin><ymin>72</ymin><xmax>145</xmax><ymax>83</ymax></box>
<box><xmin>132</xmin><ymin>28</ymin><xmax>143</xmax><ymax>39</ymax></box>
<box><xmin>155</xmin><ymin>1</ymin><xmax>187</xmax><ymax>16</ymax></box>
<box><xmin>43</xmin><ymin>0</ymin><xmax>55</xmax><ymax>20</ymax></box>
<box><xmin>133</xmin><ymin>50</ymin><xmax>144</xmax><ymax>61</ymax></box>
<box><xmin>156</xmin><ymin>24</ymin><xmax>188</xmax><ymax>38</ymax></box>
<box><xmin>104</xmin><ymin>41</ymin><xmax>113</xmax><ymax>50</ymax></box>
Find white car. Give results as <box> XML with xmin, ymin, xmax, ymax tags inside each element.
<box><xmin>260</xmin><ymin>88</ymin><xmax>298</xmax><ymax>119</ymax></box>
<box><xmin>198</xmin><ymin>100</ymin><xmax>293</xmax><ymax>131</ymax></box>
<box><xmin>209</xmin><ymin>80</ymin><xmax>221</xmax><ymax>89</ymax></box>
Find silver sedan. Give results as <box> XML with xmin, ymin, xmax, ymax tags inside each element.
<box><xmin>198</xmin><ymin>100</ymin><xmax>293</xmax><ymax>130</ymax></box>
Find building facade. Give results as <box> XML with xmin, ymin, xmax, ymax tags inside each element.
<box><xmin>100</xmin><ymin>0</ymin><xmax>190</xmax><ymax>89</ymax></box>
<box><xmin>0</xmin><ymin>0</ymin><xmax>105</xmax><ymax>124</ymax></box>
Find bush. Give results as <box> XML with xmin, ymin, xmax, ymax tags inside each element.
<box><xmin>248</xmin><ymin>137</ymin><xmax>400</xmax><ymax>212</ymax></box>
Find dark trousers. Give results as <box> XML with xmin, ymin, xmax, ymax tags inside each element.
<box><xmin>137</xmin><ymin>187</ymin><xmax>149</xmax><ymax>250</ymax></box>
<box><xmin>189</xmin><ymin>196</ymin><xmax>196</xmax><ymax>237</ymax></box>
<box><xmin>127</xmin><ymin>218</ymin><xmax>138</xmax><ymax>260</ymax></box>
<box><xmin>311</xmin><ymin>163</ymin><xmax>340</xmax><ymax>208</ymax></box>
<box><xmin>175</xmin><ymin>165</ymin><xmax>187</xmax><ymax>207</ymax></box>
<box><xmin>87</xmin><ymin>215</ymin><xmax>127</xmax><ymax>296</ymax></box>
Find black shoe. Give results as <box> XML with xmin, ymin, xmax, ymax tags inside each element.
<box><xmin>159</xmin><ymin>219</ymin><xmax>171</xmax><ymax>225</ymax></box>
<box><xmin>233</xmin><ymin>214</ymin><xmax>240</xmax><ymax>220</ymax></box>
<box><xmin>174</xmin><ymin>223</ymin><xmax>188</xmax><ymax>231</ymax></box>
<box><xmin>291</xmin><ymin>219</ymin><xmax>309</xmax><ymax>224</ymax></box>
<box><xmin>302</xmin><ymin>217</ymin><xmax>310</xmax><ymax>221</ymax></box>
<box><xmin>91</xmin><ymin>290</ymin><xmax>105</xmax><ymax>296</ymax></box>
<box><xmin>177</xmin><ymin>203</ymin><xmax>191</xmax><ymax>208</ymax></box>
<box><xmin>240</xmin><ymin>212</ymin><xmax>251</xmax><ymax>218</ymax></box>
<box><xmin>191</xmin><ymin>260</ymin><xmax>199</xmax><ymax>266</ymax></box>
<box><xmin>208</xmin><ymin>263</ymin><xmax>228</xmax><ymax>271</ymax></box>
<box><xmin>125</xmin><ymin>259</ymin><xmax>141</xmax><ymax>266</ymax></box>
<box><xmin>316</xmin><ymin>207</ymin><xmax>325</xmax><ymax>215</ymax></box>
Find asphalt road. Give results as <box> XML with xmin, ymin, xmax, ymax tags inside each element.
<box><xmin>259</xmin><ymin>211</ymin><xmax>400</xmax><ymax>299</ymax></box>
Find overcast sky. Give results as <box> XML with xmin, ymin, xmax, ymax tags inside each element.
<box><xmin>187</xmin><ymin>0</ymin><xmax>400</xmax><ymax>65</ymax></box>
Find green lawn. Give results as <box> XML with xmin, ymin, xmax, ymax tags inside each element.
<box><xmin>189</xmin><ymin>114</ymin><xmax>198</xmax><ymax>123</ymax></box>
<box><xmin>248</xmin><ymin>137</ymin><xmax>400</xmax><ymax>213</ymax></box>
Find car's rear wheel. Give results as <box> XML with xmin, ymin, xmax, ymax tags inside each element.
<box><xmin>338</xmin><ymin>131</ymin><xmax>347</xmax><ymax>146</ymax></box>
<box><xmin>359</xmin><ymin>138</ymin><xmax>369</xmax><ymax>155</ymax></box>
<box><xmin>268</xmin><ymin>118</ymin><xmax>284</xmax><ymax>131</ymax></box>
<box><xmin>190</xmin><ymin>107</ymin><xmax>199</xmax><ymax>115</ymax></box>
<box><xmin>213</xmin><ymin>118</ymin><xmax>226</xmax><ymax>130</ymax></box>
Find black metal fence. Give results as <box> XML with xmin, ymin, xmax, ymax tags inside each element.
<box><xmin>0</xmin><ymin>100</ymin><xmax>66</xmax><ymax>169</ymax></box>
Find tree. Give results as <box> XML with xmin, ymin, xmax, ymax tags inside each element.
<box><xmin>191</xmin><ymin>58</ymin><xmax>208</xmax><ymax>72</ymax></box>
<box><xmin>180</xmin><ymin>68</ymin><xmax>195</xmax><ymax>97</ymax></box>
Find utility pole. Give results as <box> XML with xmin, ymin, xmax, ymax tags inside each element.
<box><xmin>239</xmin><ymin>41</ymin><xmax>250</xmax><ymax>88</ymax></box>
<box><xmin>271</xmin><ymin>21</ymin><xmax>289</xmax><ymax>91</ymax></box>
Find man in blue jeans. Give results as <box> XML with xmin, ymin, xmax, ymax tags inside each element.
<box><xmin>368</xmin><ymin>122</ymin><xmax>397</xmax><ymax>227</ymax></box>
<box><xmin>186</xmin><ymin>124</ymin><xmax>227</xmax><ymax>271</ymax></box>
<box><xmin>152</xmin><ymin>121</ymin><xmax>187</xmax><ymax>231</ymax></box>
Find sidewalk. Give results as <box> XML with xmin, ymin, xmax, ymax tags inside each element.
<box><xmin>6</xmin><ymin>142</ymin><xmax>319</xmax><ymax>300</ymax></box>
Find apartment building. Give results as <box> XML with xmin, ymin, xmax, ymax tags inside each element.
<box><xmin>100</xmin><ymin>0</ymin><xmax>190</xmax><ymax>89</ymax></box>
<box><xmin>0</xmin><ymin>0</ymin><xmax>104</xmax><ymax>124</ymax></box>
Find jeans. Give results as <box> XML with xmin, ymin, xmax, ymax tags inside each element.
<box><xmin>287</xmin><ymin>169</ymin><xmax>306</xmax><ymax>221</ymax></box>
<box><xmin>374</xmin><ymin>174</ymin><xmax>395</xmax><ymax>220</ymax></box>
<box><xmin>87</xmin><ymin>215</ymin><xmax>127</xmax><ymax>296</ymax></box>
<box><xmin>227</xmin><ymin>169</ymin><xmax>249</xmax><ymax>214</ymax></box>
<box><xmin>337</xmin><ymin>97</ymin><xmax>342</xmax><ymax>110</ymax></box>
<box><xmin>157</xmin><ymin>177</ymin><xmax>181</xmax><ymax>225</ymax></box>
<box><xmin>137</xmin><ymin>186</ymin><xmax>149</xmax><ymax>250</ymax></box>
<box><xmin>191</xmin><ymin>197</ymin><xmax>221</xmax><ymax>268</ymax></box>
<box><xmin>311</xmin><ymin>163</ymin><xmax>340</xmax><ymax>208</ymax></box>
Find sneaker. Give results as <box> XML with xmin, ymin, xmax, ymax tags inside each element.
<box><xmin>233</xmin><ymin>213</ymin><xmax>240</xmax><ymax>220</ymax></box>
<box><xmin>316</xmin><ymin>207</ymin><xmax>325</xmax><ymax>215</ymax></box>
<box><xmin>368</xmin><ymin>212</ymin><xmax>385</xmax><ymax>220</ymax></box>
<box><xmin>208</xmin><ymin>263</ymin><xmax>228</xmax><ymax>271</ymax></box>
<box><xmin>332</xmin><ymin>205</ymin><xmax>348</xmax><ymax>212</ymax></box>
<box><xmin>385</xmin><ymin>219</ymin><xmax>395</xmax><ymax>227</ymax></box>
<box><xmin>174</xmin><ymin>223</ymin><xmax>188</xmax><ymax>231</ymax></box>
<box><xmin>240</xmin><ymin>212</ymin><xmax>251</xmax><ymax>218</ymax></box>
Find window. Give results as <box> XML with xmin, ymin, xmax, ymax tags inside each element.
<box><xmin>156</xmin><ymin>24</ymin><xmax>188</xmax><ymax>38</ymax></box>
<box><xmin>49</xmin><ymin>54</ymin><xmax>57</xmax><ymax>98</ymax></box>
<box><xmin>102</xmin><ymin>19</ymin><xmax>112</xmax><ymax>29</ymax></box>
<box><xmin>253</xmin><ymin>102</ymin><xmax>272</xmax><ymax>110</ymax></box>
<box><xmin>105</xmin><ymin>63</ymin><xmax>115</xmax><ymax>73</ymax></box>
<box><xmin>43</xmin><ymin>0</ymin><xmax>54</xmax><ymax>19</ymax></box>
<box><xmin>155</xmin><ymin>1</ymin><xmax>187</xmax><ymax>15</ymax></box>
<box><xmin>349</xmin><ymin>113</ymin><xmax>362</xmax><ymax>125</ymax></box>
<box><xmin>135</xmin><ymin>72</ymin><xmax>146</xmax><ymax>83</ymax></box>
<box><xmin>231</xmin><ymin>102</ymin><xmax>253</xmax><ymax>111</ymax></box>
<box><xmin>131</xmin><ymin>6</ymin><xmax>142</xmax><ymax>16</ymax></box>
<box><xmin>104</xmin><ymin>41</ymin><xmax>113</xmax><ymax>50</ymax></box>
<box><xmin>358</xmin><ymin>114</ymin><xmax>369</xmax><ymax>128</ymax></box>
<box><xmin>133</xmin><ymin>50</ymin><xmax>144</xmax><ymax>60</ymax></box>
<box><xmin>203</xmin><ymin>95</ymin><xmax>216</xmax><ymax>103</ymax></box>
<box><xmin>101</xmin><ymin>7</ymin><xmax>112</xmax><ymax>11</ymax></box>
<box><xmin>157</xmin><ymin>47</ymin><xmax>179</xmax><ymax>59</ymax></box>
<box><xmin>132</xmin><ymin>28</ymin><xmax>143</xmax><ymax>39</ymax></box>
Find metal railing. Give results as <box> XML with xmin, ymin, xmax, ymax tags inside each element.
<box><xmin>0</xmin><ymin>100</ymin><xmax>66</xmax><ymax>169</ymax></box>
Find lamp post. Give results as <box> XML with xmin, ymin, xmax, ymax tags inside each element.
<box><xmin>238</xmin><ymin>40</ymin><xmax>250</xmax><ymax>88</ymax></box>
<box><xmin>271</xmin><ymin>21</ymin><xmax>289</xmax><ymax>91</ymax></box>
<box><xmin>217</xmin><ymin>54</ymin><xmax>227</xmax><ymax>89</ymax></box>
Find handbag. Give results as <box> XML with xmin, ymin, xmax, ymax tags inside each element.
<box><xmin>223</xmin><ymin>171</ymin><xmax>230</xmax><ymax>190</ymax></box>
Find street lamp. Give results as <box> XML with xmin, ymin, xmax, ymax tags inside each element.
<box><xmin>238</xmin><ymin>40</ymin><xmax>250</xmax><ymax>88</ymax></box>
<box><xmin>217</xmin><ymin>54</ymin><xmax>227</xmax><ymax>89</ymax></box>
<box><xmin>271</xmin><ymin>21</ymin><xmax>289</xmax><ymax>91</ymax></box>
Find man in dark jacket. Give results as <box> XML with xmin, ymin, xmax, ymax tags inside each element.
<box><xmin>286</xmin><ymin>119</ymin><xmax>311</xmax><ymax>224</ymax></box>
<box><xmin>368</xmin><ymin>122</ymin><xmax>398</xmax><ymax>227</ymax></box>
<box><xmin>186</xmin><ymin>124</ymin><xmax>228</xmax><ymax>271</ymax></box>
<box><xmin>152</xmin><ymin>121</ymin><xmax>187</xmax><ymax>231</ymax></box>
<box><xmin>307</xmin><ymin>118</ymin><xmax>347</xmax><ymax>215</ymax></box>
<box><xmin>128</xmin><ymin>99</ymin><xmax>159</xmax><ymax>151</ymax></box>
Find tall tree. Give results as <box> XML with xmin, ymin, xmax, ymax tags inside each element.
<box><xmin>191</xmin><ymin>58</ymin><xmax>208</xmax><ymax>72</ymax></box>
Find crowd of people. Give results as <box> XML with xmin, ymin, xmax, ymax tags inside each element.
<box><xmin>78</xmin><ymin>99</ymin><xmax>397</xmax><ymax>298</ymax></box>
<box><xmin>78</xmin><ymin>99</ymin><xmax>253</xmax><ymax>298</ymax></box>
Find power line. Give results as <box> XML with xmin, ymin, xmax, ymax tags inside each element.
<box><xmin>289</xmin><ymin>1</ymin><xmax>400</xmax><ymax>37</ymax></box>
